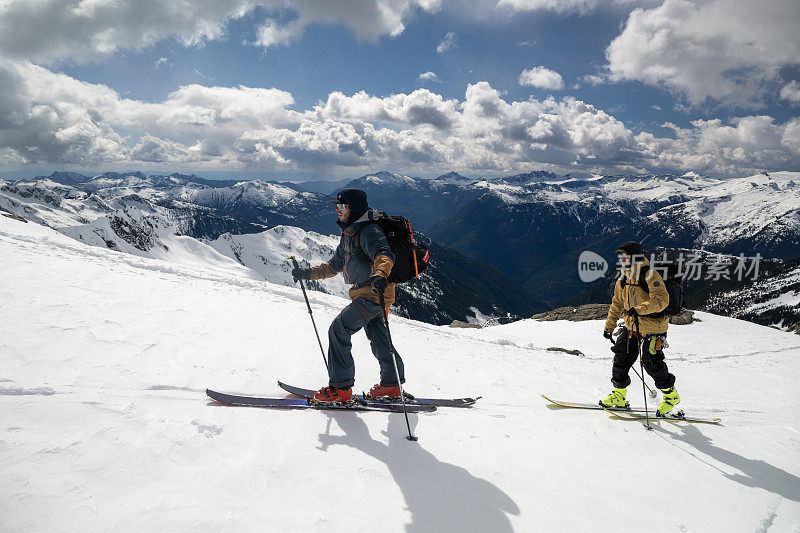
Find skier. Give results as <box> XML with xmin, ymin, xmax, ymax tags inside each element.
<box><xmin>600</xmin><ymin>241</ymin><xmax>680</xmax><ymax>415</ymax></box>
<box><xmin>290</xmin><ymin>189</ymin><xmax>403</xmax><ymax>403</ymax></box>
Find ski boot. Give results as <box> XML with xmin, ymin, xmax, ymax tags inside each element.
<box><xmin>365</xmin><ymin>383</ymin><xmax>401</xmax><ymax>401</ymax></box>
<box><xmin>313</xmin><ymin>385</ymin><xmax>352</xmax><ymax>403</ymax></box>
<box><xmin>657</xmin><ymin>386</ymin><xmax>680</xmax><ymax>417</ymax></box>
<box><xmin>599</xmin><ymin>387</ymin><xmax>630</xmax><ymax>409</ymax></box>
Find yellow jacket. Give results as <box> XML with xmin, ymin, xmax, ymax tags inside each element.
<box><xmin>604</xmin><ymin>258</ymin><xmax>670</xmax><ymax>335</ymax></box>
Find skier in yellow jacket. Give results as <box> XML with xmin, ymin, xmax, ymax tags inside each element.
<box><xmin>600</xmin><ymin>241</ymin><xmax>680</xmax><ymax>415</ymax></box>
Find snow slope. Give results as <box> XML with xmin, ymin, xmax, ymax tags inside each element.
<box><xmin>207</xmin><ymin>225</ymin><xmax>349</xmax><ymax>298</ymax></box>
<box><xmin>2</xmin><ymin>214</ymin><xmax>800</xmax><ymax>532</ymax></box>
<box><xmin>58</xmin><ymin>207</ymin><xmax>262</xmax><ymax>282</ymax></box>
<box><xmin>0</xmin><ymin>179</ymin><xmax>115</xmax><ymax>228</ymax></box>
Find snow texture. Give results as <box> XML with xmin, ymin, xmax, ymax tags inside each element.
<box><xmin>207</xmin><ymin>225</ymin><xmax>349</xmax><ymax>298</ymax></box>
<box><xmin>2</xmin><ymin>214</ymin><xmax>800</xmax><ymax>531</ymax></box>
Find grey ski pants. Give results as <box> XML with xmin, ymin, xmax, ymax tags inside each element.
<box><xmin>327</xmin><ymin>297</ymin><xmax>404</xmax><ymax>389</ymax></box>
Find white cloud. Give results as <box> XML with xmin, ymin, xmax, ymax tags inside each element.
<box><xmin>497</xmin><ymin>0</ymin><xmax>599</xmax><ymax>14</ymax></box>
<box><xmin>253</xmin><ymin>0</ymin><xmax>441</xmax><ymax>47</ymax></box>
<box><xmin>572</xmin><ymin>73</ymin><xmax>606</xmax><ymax>90</ymax></box>
<box><xmin>780</xmin><ymin>81</ymin><xmax>800</xmax><ymax>105</ymax></box>
<box><xmin>605</xmin><ymin>0</ymin><xmax>800</xmax><ymax>107</ymax></box>
<box><xmin>316</xmin><ymin>89</ymin><xmax>459</xmax><ymax>130</ymax></box>
<box><xmin>0</xmin><ymin>0</ymin><xmax>260</xmax><ymax>64</ymax></box>
<box><xmin>496</xmin><ymin>0</ymin><xmax>654</xmax><ymax>15</ymax></box>
<box><xmin>0</xmin><ymin>1</ymin><xmax>441</xmax><ymax>63</ymax></box>
<box><xmin>0</xmin><ymin>58</ymin><xmax>797</xmax><ymax>176</ymax></box>
<box><xmin>418</xmin><ymin>71</ymin><xmax>440</xmax><ymax>83</ymax></box>
<box><xmin>0</xmin><ymin>59</ymin><xmax>130</xmax><ymax>164</ymax></box>
<box><xmin>436</xmin><ymin>32</ymin><xmax>457</xmax><ymax>53</ymax></box>
<box><xmin>635</xmin><ymin>115</ymin><xmax>800</xmax><ymax>174</ymax></box>
<box><xmin>519</xmin><ymin>66</ymin><xmax>565</xmax><ymax>90</ymax></box>
<box><xmin>651</xmin><ymin>105</ymin><xmax>662</xmax><ymax>111</ymax></box>
<box><xmin>131</xmin><ymin>134</ymin><xmax>198</xmax><ymax>163</ymax></box>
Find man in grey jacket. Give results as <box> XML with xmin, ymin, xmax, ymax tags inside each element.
<box><xmin>291</xmin><ymin>189</ymin><xmax>403</xmax><ymax>403</ymax></box>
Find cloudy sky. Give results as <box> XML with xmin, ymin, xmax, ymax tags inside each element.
<box><xmin>1</xmin><ymin>0</ymin><xmax>798</xmax><ymax>180</ymax></box>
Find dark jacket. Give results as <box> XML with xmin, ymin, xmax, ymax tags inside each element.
<box><xmin>309</xmin><ymin>208</ymin><xmax>396</xmax><ymax>308</ymax></box>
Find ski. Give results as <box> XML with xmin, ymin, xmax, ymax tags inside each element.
<box><xmin>603</xmin><ymin>408</ymin><xmax>722</xmax><ymax>425</ymax></box>
<box><xmin>206</xmin><ymin>389</ymin><xmax>436</xmax><ymax>413</ymax></box>
<box><xmin>543</xmin><ymin>395</ymin><xmax>647</xmax><ymax>412</ymax></box>
<box><xmin>278</xmin><ymin>381</ymin><xmax>480</xmax><ymax>408</ymax></box>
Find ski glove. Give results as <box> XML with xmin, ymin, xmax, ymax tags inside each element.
<box><xmin>291</xmin><ymin>266</ymin><xmax>311</xmax><ymax>283</ymax></box>
<box><xmin>603</xmin><ymin>330</ymin><xmax>613</xmax><ymax>341</ymax></box>
<box><xmin>368</xmin><ymin>274</ymin><xmax>389</xmax><ymax>295</ymax></box>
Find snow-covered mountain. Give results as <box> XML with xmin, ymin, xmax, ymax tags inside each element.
<box><xmin>0</xmin><ymin>178</ymin><xmax>116</xmax><ymax>227</ymax></box>
<box><xmin>46</xmin><ymin>201</ymin><xmax>539</xmax><ymax>325</ymax></box>
<box><xmin>704</xmin><ymin>258</ymin><xmax>800</xmax><ymax>330</ymax></box>
<box><xmin>208</xmin><ymin>225</ymin><xmax>349</xmax><ymax>298</ymax></box>
<box><xmin>12</xmin><ymin>170</ymin><xmax>800</xmax><ymax>259</ymax></box>
<box><xmin>58</xmin><ymin>206</ymin><xmax>261</xmax><ymax>281</ymax></box>
<box><xmin>428</xmin><ymin>171</ymin><xmax>800</xmax><ymax>307</ymax></box>
<box><xmin>341</xmin><ymin>170</ymin><xmax>800</xmax><ymax>263</ymax></box>
<box><xmin>290</xmin><ymin>177</ymin><xmax>353</xmax><ymax>194</ymax></box>
<box><xmin>4</xmin><ymin>169</ymin><xmax>798</xmax><ymax>327</ymax></box>
<box><xmin>3</xmin><ymin>212</ymin><xmax>800</xmax><ymax>531</ymax></box>
<box><xmin>437</xmin><ymin>171</ymin><xmax>800</xmax><ymax>259</ymax></box>
<box><xmin>2</xmin><ymin>171</ymin><xmax>338</xmax><ymax>237</ymax></box>
<box><xmin>428</xmin><ymin>171</ymin><xmax>476</xmax><ymax>186</ymax></box>
<box><xmin>340</xmin><ymin>171</ymin><xmax>485</xmax><ymax>232</ymax></box>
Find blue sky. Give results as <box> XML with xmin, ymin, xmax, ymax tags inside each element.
<box><xmin>58</xmin><ymin>4</ymin><xmax>695</xmax><ymax>131</ymax></box>
<box><xmin>0</xmin><ymin>0</ymin><xmax>798</xmax><ymax>180</ymax></box>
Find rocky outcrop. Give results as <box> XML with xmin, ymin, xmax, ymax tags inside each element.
<box><xmin>532</xmin><ymin>304</ymin><xmax>609</xmax><ymax>322</ymax></box>
<box><xmin>1</xmin><ymin>212</ymin><xmax>27</xmax><ymax>223</ymax></box>
<box><xmin>533</xmin><ymin>304</ymin><xmax>700</xmax><ymax>326</ymax></box>
<box><xmin>669</xmin><ymin>309</ymin><xmax>698</xmax><ymax>325</ymax></box>
<box><xmin>546</xmin><ymin>347</ymin><xmax>585</xmax><ymax>357</ymax></box>
<box><xmin>449</xmin><ymin>320</ymin><xmax>482</xmax><ymax>328</ymax></box>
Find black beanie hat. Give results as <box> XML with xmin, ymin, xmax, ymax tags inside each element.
<box><xmin>332</xmin><ymin>189</ymin><xmax>368</xmax><ymax>226</ymax></box>
<box><xmin>615</xmin><ymin>241</ymin><xmax>644</xmax><ymax>257</ymax></box>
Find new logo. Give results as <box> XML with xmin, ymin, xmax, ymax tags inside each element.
<box><xmin>578</xmin><ymin>251</ymin><xmax>608</xmax><ymax>282</ymax></box>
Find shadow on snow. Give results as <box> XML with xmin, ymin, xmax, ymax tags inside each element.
<box><xmin>669</xmin><ymin>424</ymin><xmax>800</xmax><ymax>502</ymax></box>
<box><xmin>317</xmin><ymin>412</ymin><xmax>520</xmax><ymax>532</ymax></box>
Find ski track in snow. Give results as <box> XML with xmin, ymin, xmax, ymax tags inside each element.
<box><xmin>2</xmin><ymin>215</ymin><xmax>800</xmax><ymax>532</ymax></box>
<box><xmin>0</xmin><ymin>387</ymin><xmax>56</xmax><ymax>396</ymax></box>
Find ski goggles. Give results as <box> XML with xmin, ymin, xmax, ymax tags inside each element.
<box><xmin>335</xmin><ymin>203</ymin><xmax>348</xmax><ymax>211</ymax></box>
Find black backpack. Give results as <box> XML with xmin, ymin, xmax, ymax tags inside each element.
<box><xmin>620</xmin><ymin>262</ymin><xmax>684</xmax><ymax>317</ymax></box>
<box><xmin>355</xmin><ymin>211</ymin><xmax>430</xmax><ymax>284</ymax></box>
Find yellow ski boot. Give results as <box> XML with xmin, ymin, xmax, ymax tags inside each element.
<box><xmin>599</xmin><ymin>387</ymin><xmax>629</xmax><ymax>409</ymax></box>
<box><xmin>657</xmin><ymin>386</ymin><xmax>680</xmax><ymax>416</ymax></box>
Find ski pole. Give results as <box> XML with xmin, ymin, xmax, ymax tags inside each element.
<box><xmin>632</xmin><ymin>365</ymin><xmax>657</xmax><ymax>398</ymax></box>
<box><xmin>634</xmin><ymin>314</ymin><xmax>653</xmax><ymax>430</ymax></box>
<box><xmin>378</xmin><ymin>291</ymin><xmax>418</xmax><ymax>442</ymax></box>
<box><xmin>289</xmin><ymin>256</ymin><xmax>328</xmax><ymax>371</ymax></box>
<box><xmin>610</xmin><ymin>334</ymin><xmax>656</xmax><ymax>398</ymax></box>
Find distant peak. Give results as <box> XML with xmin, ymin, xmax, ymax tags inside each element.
<box><xmin>94</xmin><ymin>171</ymin><xmax>147</xmax><ymax>181</ymax></box>
<box><xmin>357</xmin><ymin>171</ymin><xmax>415</xmax><ymax>186</ymax></box>
<box><xmin>168</xmin><ymin>172</ymin><xmax>200</xmax><ymax>181</ymax></box>
<box><xmin>48</xmin><ymin>171</ymin><xmax>89</xmax><ymax>180</ymax></box>
<box><xmin>499</xmin><ymin>170</ymin><xmax>559</xmax><ymax>185</ymax></box>
<box><xmin>40</xmin><ymin>171</ymin><xmax>91</xmax><ymax>186</ymax></box>
<box><xmin>370</xmin><ymin>170</ymin><xmax>400</xmax><ymax>178</ymax></box>
<box><xmin>434</xmin><ymin>171</ymin><xmax>470</xmax><ymax>181</ymax></box>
